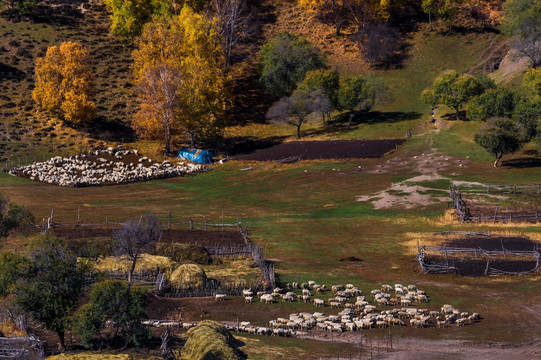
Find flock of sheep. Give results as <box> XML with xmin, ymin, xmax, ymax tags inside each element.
<box><xmin>214</xmin><ymin>282</ymin><xmax>481</xmax><ymax>337</ymax></box>
<box><xmin>8</xmin><ymin>147</ymin><xmax>205</xmax><ymax>187</ymax></box>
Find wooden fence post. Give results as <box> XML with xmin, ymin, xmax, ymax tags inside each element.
<box><xmin>204</xmin><ymin>216</ymin><xmax>207</xmax><ymax>231</ymax></box>
<box><xmin>190</xmin><ymin>218</ymin><xmax>193</xmax><ymax>230</ymax></box>
<box><xmin>168</xmin><ymin>212</ymin><xmax>171</xmax><ymax>230</ymax></box>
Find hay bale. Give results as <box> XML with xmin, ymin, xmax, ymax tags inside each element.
<box><xmin>169</xmin><ymin>264</ymin><xmax>207</xmax><ymax>288</ymax></box>
<box><xmin>93</xmin><ymin>254</ymin><xmax>178</xmax><ymax>275</ymax></box>
<box><xmin>155</xmin><ymin>243</ymin><xmax>211</xmax><ymax>265</ymax></box>
<box><xmin>182</xmin><ymin>320</ymin><xmax>240</xmax><ymax>360</ymax></box>
<box><xmin>48</xmin><ymin>354</ymin><xmax>133</xmax><ymax>360</ymax></box>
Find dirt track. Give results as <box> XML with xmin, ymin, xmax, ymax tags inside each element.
<box><xmin>231</xmin><ymin>139</ymin><xmax>406</xmax><ymax>161</ymax></box>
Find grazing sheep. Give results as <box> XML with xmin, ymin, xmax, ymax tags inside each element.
<box><xmin>314</xmin><ymin>299</ymin><xmax>325</xmax><ymax>307</ymax></box>
<box><xmin>215</xmin><ymin>294</ymin><xmax>226</xmax><ymax>301</ymax></box>
<box><xmin>244</xmin><ymin>296</ymin><xmax>253</xmax><ymax>303</ymax></box>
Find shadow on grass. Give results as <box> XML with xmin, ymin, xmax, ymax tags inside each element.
<box><xmin>304</xmin><ymin>110</ymin><xmax>422</xmax><ymax>137</ymax></box>
<box><xmin>502</xmin><ymin>158</ymin><xmax>541</xmax><ymax>169</ymax></box>
<box><xmin>0</xmin><ymin>63</ymin><xmax>26</xmax><ymax>81</ymax></box>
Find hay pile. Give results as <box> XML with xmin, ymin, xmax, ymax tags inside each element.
<box><xmin>93</xmin><ymin>254</ymin><xmax>178</xmax><ymax>275</ymax></box>
<box><xmin>155</xmin><ymin>243</ymin><xmax>211</xmax><ymax>265</ymax></box>
<box><xmin>182</xmin><ymin>321</ymin><xmax>241</xmax><ymax>360</ymax></box>
<box><xmin>48</xmin><ymin>354</ymin><xmax>134</xmax><ymax>360</ymax></box>
<box><xmin>169</xmin><ymin>264</ymin><xmax>207</xmax><ymax>288</ymax></box>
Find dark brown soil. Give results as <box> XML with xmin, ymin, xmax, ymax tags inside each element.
<box><xmin>230</xmin><ymin>139</ymin><xmax>406</xmax><ymax>161</ymax></box>
<box><xmin>51</xmin><ymin>228</ymin><xmax>246</xmax><ymax>247</ymax></box>
<box><xmin>446</xmin><ymin>236</ymin><xmax>537</xmax><ymax>251</ymax></box>
<box><xmin>427</xmin><ymin>236</ymin><xmax>539</xmax><ymax>276</ymax></box>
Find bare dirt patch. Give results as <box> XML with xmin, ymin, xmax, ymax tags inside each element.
<box><xmin>230</xmin><ymin>139</ymin><xmax>405</xmax><ymax>161</ymax></box>
<box><xmin>52</xmin><ymin>228</ymin><xmax>246</xmax><ymax>247</ymax></box>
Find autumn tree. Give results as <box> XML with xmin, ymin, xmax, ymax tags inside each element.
<box><xmin>502</xmin><ymin>0</ymin><xmax>541</xmax><ymax>67</ymax></box>
<box><xmin>113</xmin><ymin>214</ymin><xmax>163</xmax><ymax>283</ymax></box>
<box><xmin>133</xmin><ymin>65</ymin><xmax>181</xmax><ymax>154</ymax></box>
<box><xmin>33</xmin><ymin>42</ymin><xmax>96</xmax><ymax>124</ymax></box>
<box><xmin>356</xmin><ymin>23</ymin><xmax>401</xmax><ymax>68</ymax></box>
<box><xmin>211</xmin><ymin>0</ymin><xmax>255</xmax><ymax>68</ymax></box>
<box><xmin>260</xmin><ymin>32</ymin><xmax>325</xmax><ymax>97</ymax></box>
<box><xmin>421</xmin><ymin>70</ymin><xmax>486</xmax><ymax>120</ymax></box>
<box><xmin>132</xmin><ymin>6</ymin><xmax>228</xmax><ymax>147</ymax></box>
<box><xmin>474</xmin><ymin>117</ymin><xmax>525</xmax><ymax>167</ymax></box>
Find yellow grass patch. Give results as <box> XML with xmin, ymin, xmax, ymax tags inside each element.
<box><xmin>203</xmin><ymin>258</ymin><xmax>261</xmax><ymax>282</ymax></box>
<box><xmin>93</xmin><ymin>254</ymin><xmax>178</xmax><ymax>275</ymax></box>
<box><xmin>0</xmin><ymin>321</ymin><xmax>26</xmax><ymax>337</ymax></box>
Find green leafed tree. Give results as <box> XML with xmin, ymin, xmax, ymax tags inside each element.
<box><xmin>467</xmin><ymin>88</ymin><xmax>515</xmax><ymax>122</ymax></box>
<box><xmin>421</xmin><ymin>70</ymin><xmax>485</xmax><ymax>120</ymax></box>
<box><xmin>297</xmin><ymin>69</ymin><xmax>339</xmax><ymax>124</ymax></box>
<box><xmin>102</xmin><ymin>0</ymin><xmax>153</xmax><ymax>39</ymax></box>
<box><xmin>474</xmin><ymin>117</ymin><xmax>525</xmax><ymax>167</ymax></box>
<box><xmin>14</xmin><ymin>234</ymin><xmax>88</xmax><ymax>351</ymax></box>
<box><xmin>0</xmin><ymin>252</ymin><xmax>30</xmax><ymax>297</ymax></box>
<box><xmin>73</xmin><ymin>280</ymin><xmax>149</xmax><ymax>348</ymax></box>
<box><xmin>338</xmin><ymin>74</ymin><xmax>387</xmax><ymax>127</ymax></box>
<box><xmin>260</xmin><ymin>31</ymin><xmax>325</xmax><ymax>97</ymax></box>
<box><xmin>502</xmin><ymin>0</ymin><xmax>541</xmax><ymax>67</ymax></box>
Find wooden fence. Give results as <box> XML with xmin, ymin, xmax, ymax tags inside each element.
<box><xmin>0</xmin><ymin>336</ymin><xmax>44</xmax><ymax>360</ymax></box>
<box><xmin>450</xmin><ymin>182</ymin><xmax>541</xmax><ymax>223</ymax></box>
<box><xmin>417</xmin><ymin>242</ymin><xmax>540</xmax><ymax>276</ymax></box>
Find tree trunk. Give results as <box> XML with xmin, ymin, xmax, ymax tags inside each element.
<box><xmin>128</xmin><ymin>256</ymin><xmax>137</xmax><ymax>284</ymax></box>
<box><xmin>57</xmin><ymin>329</ymin><xmax>66</xmax><ymax>352</ymax></box>
<box><xmin>455</xmin><ymin>108</ymin><xmax>460</xmax><ymax>120</ymax></box>
<box><xmin>347</xmin><ymin>112</ymin><xmax>355</xmax><ymax>128</ymax></box>
<box><xmin>429</xmin><ymin>12</ymin><xmax>432</xmax><ymax>31</ymax></box>
<box><xmin>494</xmin><ymin>152</ymin><xmax>503</xmax><ymax>167</ymax></box>
<box><xmin>296</xmin><ymin>124</ymin><xmax>301</xmax><ymax>138</ymax></box>
<box><xmin>164</xmin><ymin>129</ymin><xmax>171</xmax><ymax>155</ymax></box>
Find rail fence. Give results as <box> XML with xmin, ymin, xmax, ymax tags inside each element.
<box><xmin>450</xmin><ymin>182</ymin><xmax>541</xmax><ymax>223</ymax></box>
<box><xmin>417</xmin><ymin>242</ymin><xmax>540</xmax><ymax>276</ymax></box>
<box><xmin>48</xmin><ymin>213</ymin><xmax>277</xmax><ymax>294</ymax></box>
<box><xmin>0</xmin><ymin>336</ymin><xmax>44</xmax><ymax>360</ymax></box>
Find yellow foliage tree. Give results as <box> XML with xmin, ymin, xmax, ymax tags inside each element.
<box><xmin>132</xmin><ymin>6</ymin><xmax>228</xmax><ymax>148</ymax></box>
<box><xmin>33</xmin><ymin>42</ymin><xmax>95</xmax><ymax>124</ymax></box>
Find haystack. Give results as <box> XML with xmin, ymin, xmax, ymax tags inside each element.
<box><xmin>182</xmin><ymin>320</ymin><xmax>240</xmax><ymax>360</ymax></box>
<box><xmin>155</xmin><ymin>243</ymin><xmax>211</xmax><ymax>265</ymax></box>
<box><xmin>93</xmin><ymin>254</ymin><xmax>178</xmax><ymax>275</ymax></box>
<box><xmin>169</xmin><ymin>264</ymin><xmax>207</xmax><ymax>288</ymax></box>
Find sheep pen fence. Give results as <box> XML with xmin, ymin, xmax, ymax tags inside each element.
<box><xmin>46</xmin><ymin>213</ymin><xmax>276</xmax><ymax>294</ymax></box>
<box><xmin>450</xmin><ymin>182</ymin><xmax>541</xmax><ymax>223</ymax></box>
<box><xmin>417</xmin><ymin>242</ymin><xmax>540</xmax><ymax>276</ymax></box>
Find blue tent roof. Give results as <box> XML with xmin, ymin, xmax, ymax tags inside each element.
<box><xmin>177</xmin><ymin>147</ymin><xmax>213</xmax><ymax>164</ymax></box>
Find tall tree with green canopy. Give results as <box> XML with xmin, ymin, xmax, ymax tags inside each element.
<box><xmin>14</xmin><ymin>234</ymin><xmax>88</xmax><ymax>351</ymax></box>
<box><xmin>298</xmin><ymin>69</ymin><xmax>339</xmax><ymax>124</ymax></box>
<box><xmin>337</xmin><ymin>74</ymin><xmax>387</xmax><ymax>127</ymax></box>
<box><xmin>73</xmin><ymin>280</ymin><xmax>149</xmax><ymax>348</ymax></box>
<box><xmin>474</xmin><ymin>117</ymin><xmax>525</xmax><ymax>167</ymax></box>
<box><xmin>467</xmin><ymin>88</ymin><xmax>515</xmax><ymax>122</ymax></box>
<box><xmin>502</xmin><ymin>0</ymin><xmax>541</xmax><ymax>67</ymax></box>
<box><xmin>421</xmin><ymin>70</ymin><xmax>485</xmax><ymax>119</ymax></box>
<box><xmin>132</xmin><ymin>6</ymin><xmax>228</xmax><ymax>147</ymax></box>
<box><xmin>260</xmin><ymin>32</ymin><xmax>325</xmax><ymax>97</ymax></box>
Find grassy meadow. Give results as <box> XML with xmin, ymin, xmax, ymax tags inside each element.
<box><xmin>2</xmin><ymin>0</ymin><xmax>541</xmax><ymax>358</ymax></box>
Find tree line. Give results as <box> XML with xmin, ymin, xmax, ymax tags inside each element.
<box><xmin>0</xmin><ymin>213</ymin><xmax>163</xmax><ymax>351</ymax></box>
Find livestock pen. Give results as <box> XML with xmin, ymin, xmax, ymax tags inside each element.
<box><xmin>450</xmin><ymin>182</ymin><xmax>541</xmax><ymax>223</ymax></box>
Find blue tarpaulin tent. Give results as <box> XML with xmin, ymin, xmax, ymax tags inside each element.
<box><xmin>177</xmin><ymin>147</ymin><xmax>213</xmax><ymax>164</ymax></box>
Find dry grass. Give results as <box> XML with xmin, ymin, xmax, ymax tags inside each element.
<box><xmin>0</xmin><ymin>321</ymin><xmax>26</xmax><ymax>337</ymax></box>
<box><xmin>92</xmin><ymin>254</ymin><xmax>178</xmax><ymax>275</ymax></box>
<box><xmin>48</xmin><ymin>354</ymin><xmax>134</xmax><ymax>360</ymax></box>
<box><xmin>169</xmin><ymin>264</ymin><xmax>207</xmax><ymax>288</ymax></box>
<box><xmin>203</xmin><ymin>258</ymin><xmax>261</xmax><ymax>282</ymax></box>
<box><xmin>181</xmin><ymin>320</ymin><xmax>239</xmax><ymax>360</ymax></box>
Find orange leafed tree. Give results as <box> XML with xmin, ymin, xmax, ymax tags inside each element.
<box><xmin>132</xmin><ymin>6</ymin><xmax>228</xmax><ymax>150</ymax></box>
<box><xmin>33</xmin><ymin>41</ymin><xmax>96</xmax><ymax>124</ymax></box>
